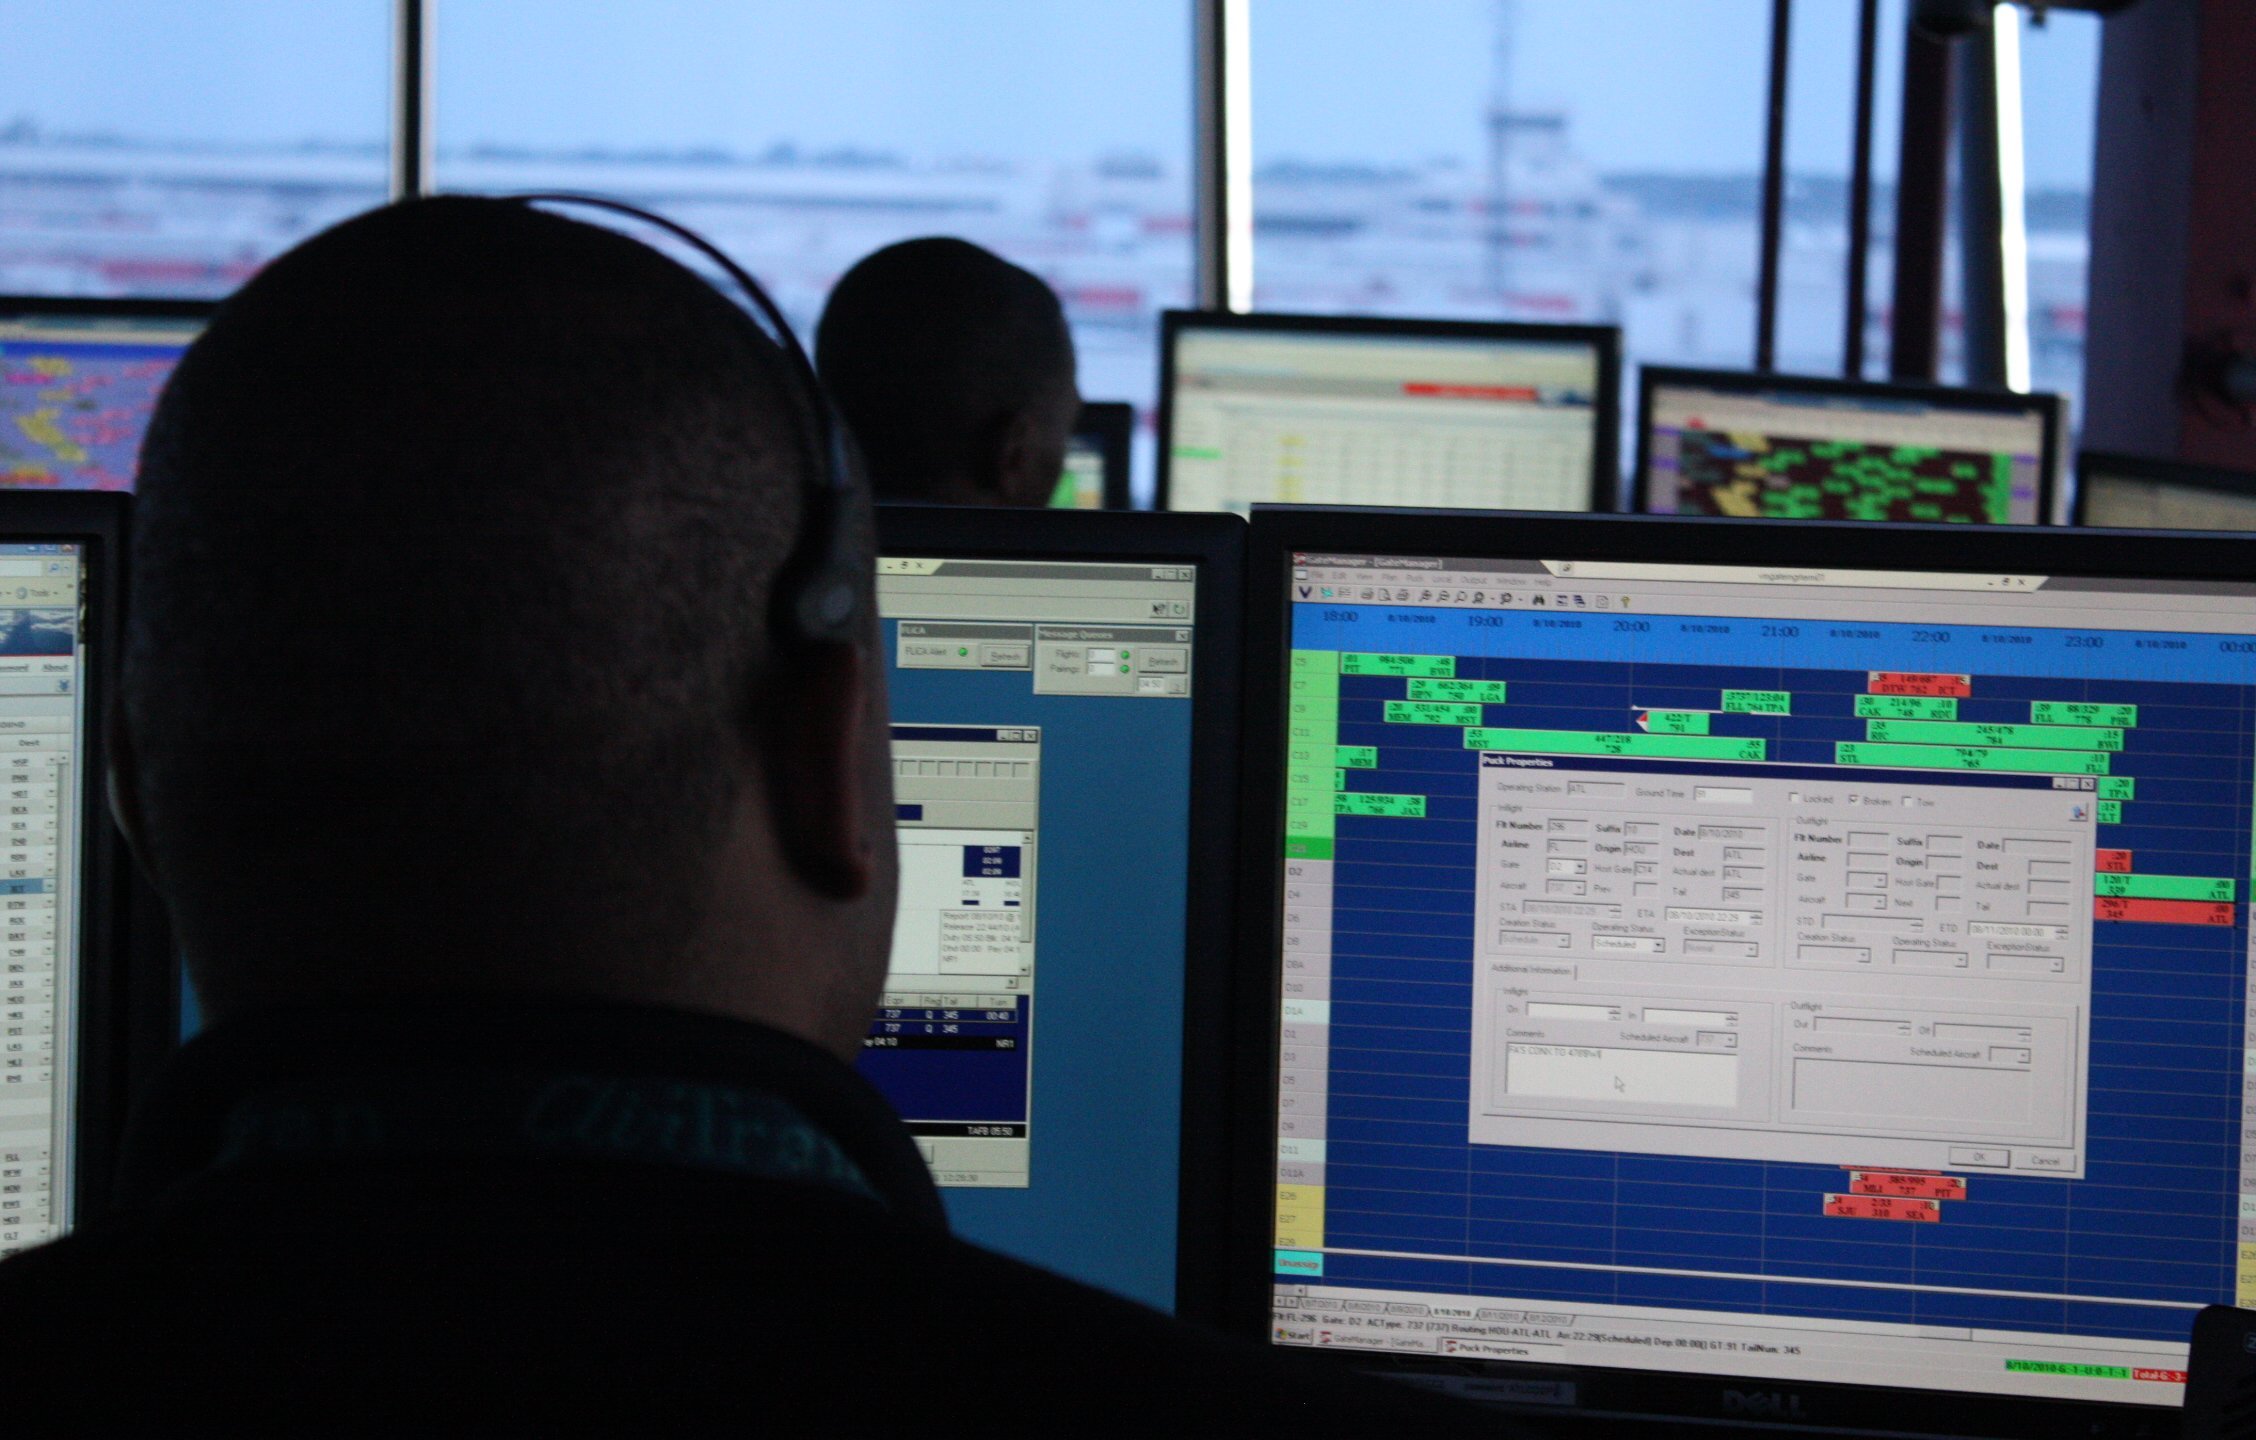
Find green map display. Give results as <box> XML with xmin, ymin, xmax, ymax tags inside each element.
<box><xmin>1667</xmin><ymin>428</ymin><xmax>2016</xmax><ymax>522</ymax></box>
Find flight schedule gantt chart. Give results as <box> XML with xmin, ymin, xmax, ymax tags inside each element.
<box><xmin>1639</xmin><ymin>370</ymin><xmax>2056</xmax><ymax>525</ymax></box>
<box><xmin>1269</xmin><ymin>551</ymin><xmax>2255</xmax><ymax>1404</ymax></box>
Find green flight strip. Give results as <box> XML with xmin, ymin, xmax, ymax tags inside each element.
<box><xmin>1406</xmin><ymin>678</ymin><xmax>1507</xmax><ymax>703</ymax></box>
<box><xmin>1862</xmin><ymin>719</ymin><xmax>2124</xmax><ymax>752</ymax></box>
<box><xmin>1336</xmin><ymin>793</ymin><xmax>1426</xmax><ymax>819</ymax></box>
<box><xmin>1386</xmin><ymin>701</ymin><xmax>1484</xmax><ymax>725</ymax></box>
<box><xmin>1640</xmin><ymin>710</ymin><xmax>1711</xmax><ymax>735</ymax></box>
<box><xmin>1837</xmin><ymin>743</ymin><xmax>2112</xmax><ymax>776</ymax></box>
<box><xmin>1855</xmin><ymin>695</ymin><xmax>1958</xmax><ymax>720</ymax></box>
<box><xmin>1341</xmin><ymin>653</ymin><xmax>1454</xmax><ymax>678</ymax></box>
<box><xmin>2030</xmin><ymin>701</ymin><xmax>2137</xmax><ymax>727</ymax></box>
<box><xmin>1466</xmin><ymin>729</ymin><xmax>1767</xmax><ymax>762</ymax></box>
<box><xmin>2094</xmin><ymin>873</ymin><xmax>2236</xmax><ymax>903</ymax></box>
<box><xmin>1720</xmin><ymin>690</ymin><xmax>1790</xmax><ymax>714</ymax></box>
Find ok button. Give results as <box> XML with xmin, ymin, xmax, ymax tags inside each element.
<box><xmin>1947</xmin><ymin>1147</ymin><xmax>2011</xmax><ymax>1169</ymax></box>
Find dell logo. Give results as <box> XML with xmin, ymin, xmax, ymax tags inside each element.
<box><xmin>1722</xmin><ymin>1389</ymin><xmax>1811</xmax><ymax>1420</ymax></box>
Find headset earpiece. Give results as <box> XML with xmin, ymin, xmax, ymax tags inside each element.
<box><xmin>773</xmin><ymin>423</ymin><xmax>865</xmax><ymax>647</ymax></box>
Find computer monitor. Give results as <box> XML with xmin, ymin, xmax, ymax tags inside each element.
<box><xmin>2075</xmin><ymin>451</ymin><xmax>2256</xmax><ymax>532</ymax></box>
<box><xmin>1638</xmin><ymin>367</ymin><xmax>2062</xmax><ymax>525</ymax></box>
<box><xmin>0</xmin><ymin>298</ymin><xmax>212</xmax><ymax>491</ymax></box>
<box><xmin>865</xmin><ymin>504</ymin><xmax>1242</xmax><ymax>1316</ymax></box>
<box><xmin>1050</xmin><ymin>402</ymin><xmax>1133</xmax><ymax>511</ymax></box>
<box><xmin>0</xmin><ymin>493</ymin><xmax>149</xmax><ymax>1262</ymax></box>
<box><xmin>1158</xmin><ymin>312</ymin><xmax>1619</xmax><ymax>515</ymax></box>
<box><xmin>1232</xmin><ymin>505</ymin><xmax>2256</xmax><ymax>1435</ymax></box>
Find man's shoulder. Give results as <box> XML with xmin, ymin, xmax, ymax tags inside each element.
<box><xmin>0</xmin><ymin>1174</ymin><xmax>1503</xmax><ymax>1431</ymax></box>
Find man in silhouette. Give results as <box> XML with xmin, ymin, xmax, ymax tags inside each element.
<box><xmin>0</xmin><ymin>198</ymin><xmax>1508</xmax><ymax>1433</ymax></box>
<box><xmin>817</xmin><ymin>236</ymin><xmax>1081</xmax><ymax>507</ymax></box>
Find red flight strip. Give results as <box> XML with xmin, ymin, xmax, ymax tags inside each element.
<box><xmin>1824</xmin><ymin>1194</ymin><xmax>1940</xmax><ymax>1222</ymax></box>
<box><xmin>2094</xmin><ymin>896</ymin><xmax>2235</xmax><ymax>926</ymax></box>
<box><xmin>1867</xmin><ymin>672</ymin><xmax>1973</xmax><ymax>698</ymax></box>
<box><xmin>2095</xmin><ymin>849</ymin><xmax>2133</xmax><ymax>874</ymax></box>
<box><xmin>1849</xmin><ymin>1171</ymin><xmax>1967</xmax><ymax>1201</ymax></box>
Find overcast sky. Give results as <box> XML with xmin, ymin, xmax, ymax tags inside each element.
<box><xmin>0</xmin><ymin>0</ymin><xmax>2100</xmax><ymax>187</ymax></box>
<box><xmin>1252</xmin><ymin>0</ymin><xmax>2098</xmax><ymax>188</ymax></box>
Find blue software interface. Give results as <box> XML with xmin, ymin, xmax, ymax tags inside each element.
<box><xmin>862</xmin><ymin>553</ymin><xmax>1199</xmax><ymax>1310</ymax></box>
<box><xmin>0</xmin><ymin>311</ymin><xmax>203</xmax><ymax>491</ymax></box>
<box><xmin>1269</xmin><ymin>547</ymin><xmax>2256</xmax><ymax>1407</ymax></box>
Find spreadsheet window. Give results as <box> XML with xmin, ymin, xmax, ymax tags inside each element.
<box><xmin>1167</xmin><ymin>329</ymin><xmax>1602</xmax><ymax>515</ymax></box>
<box><xmin>1644</xmin><ymin>384</ymin><xmax>2050</xmax><ymax>524</ymax></box>
<box><xmin>1271</xmin><ymin>551</ymin><xmax>2256</xmax><ymax>1406</ymax></box>
<box><xmin>0</xmin><ymin>547</ymin><xmax>86</xmax><ymax>1261</ymax></box>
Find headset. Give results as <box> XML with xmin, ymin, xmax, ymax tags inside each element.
<box><xmin>509</xmin><ymin>192</ymin><xmax>865</xmax><ymax>649</ymax></box>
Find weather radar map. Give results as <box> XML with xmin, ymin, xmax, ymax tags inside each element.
<box><xmin>0</xmin><ymin>324</ymin><xmax>198</xmax><ymax>491</ymax></box>
<box><xmin>1666</xmin><ymin>428</ymin><xmax>2017</xmax><ymax>523</ymax></box>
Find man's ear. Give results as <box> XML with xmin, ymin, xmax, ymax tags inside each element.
<box><xmin>763</xmin><ymin>640</ymin><xmax>883</xmax><ymax>900</ymax></box>
<box><xmin>979</xmin><ymin>408</ymin><xmax>1060</xmax><ymax>509</ymax></box>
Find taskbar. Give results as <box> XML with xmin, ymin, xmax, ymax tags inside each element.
<box><xmin>1272</xmin><ymin>1282</ymin><xmax>2189</xmax><ymax>1408</ymax></box>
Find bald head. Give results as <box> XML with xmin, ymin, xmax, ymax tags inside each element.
<box><xmin>815</xmin><ymin>237</ymin><xmax>1080</xmax><ymax>507</ymax></box>
<box><xmin>124</xmin><ymin>196</ymin><xmax>895</xmax><ymax>1046</ymax></box>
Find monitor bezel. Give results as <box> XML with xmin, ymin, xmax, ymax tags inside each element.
<box><xmin>873</xmin><ymin>503</ymin><xmax>1245</xmax><ymax>1325</ymax></box>
<box><xmin>1070</xmin><ymin>401</ymin><xmax>1135</xmax><ymax>511</ymax></box>
<box><xmin>0</xmin><ymin>295</ymin><xmax>217</xmax><ymax>327</ymax></box>
<box><xmin>1634</xmin><ymin>364</ymin><xmax>2065</xmax><ymax>525</ymax></box>
<box><xmin>1228</xmin><ymin>504</ymin><xmax>2234</xmax><ymax>1438</ymax></box>
<box><xmin>0</xmin><ymin>493</ymin><xmax>169</xmax><ymax>1236</ymax></box>
<box><xmin>2073</xmin><ymin>449</ymin><xmax>2256</xmax><ymax>528</ymax></box>
<box><xmin>1155</xmin><ymin>309</ymin><xmax>1623</xmax><ymax>515</ymax></box>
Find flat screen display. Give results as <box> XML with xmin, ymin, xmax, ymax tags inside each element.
<box><xmin>1640</xmin><ymin>369</ymin><xmax>2059</xmax><ymax>525</ymax></box>
<box><xmin>0</xmin><ymin>303</ymin><xmax>207</xmax><ymax>491</ymax></box>
<box><xmin>2078</xmin><ymin>452</ymin><xmax>2256</xmax><ymax>532</ymax></box>
<box><xmin>1244</xmin><ymin>513</ymin><xmax>2256</xmax><ymax>1424</ymax></box>
<box><xmin>0</xmin><ymin>543</ymin><xmax>95</xmax><ymax>1258</ymax></box>
<box><xmin>864</xmin><ymin>537</ymin><xmax>1222</xmax><ymax>1311</ymax></box>
<box><xmin>1162</xmin><ymin>314</ymin><xmax>1617</xmax><ymax>515</ymax></box>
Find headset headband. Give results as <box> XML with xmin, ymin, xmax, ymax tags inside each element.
<box><xmin>509</xmin><ymin>192</ymin><xmax>864</xmax><ymax>647</ymax></box>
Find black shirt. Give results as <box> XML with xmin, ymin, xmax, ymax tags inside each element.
<box><xmin>0</xmin><ymin>1000</ymin><xmax>1523</xmax><ymax>1434</ymax></box>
